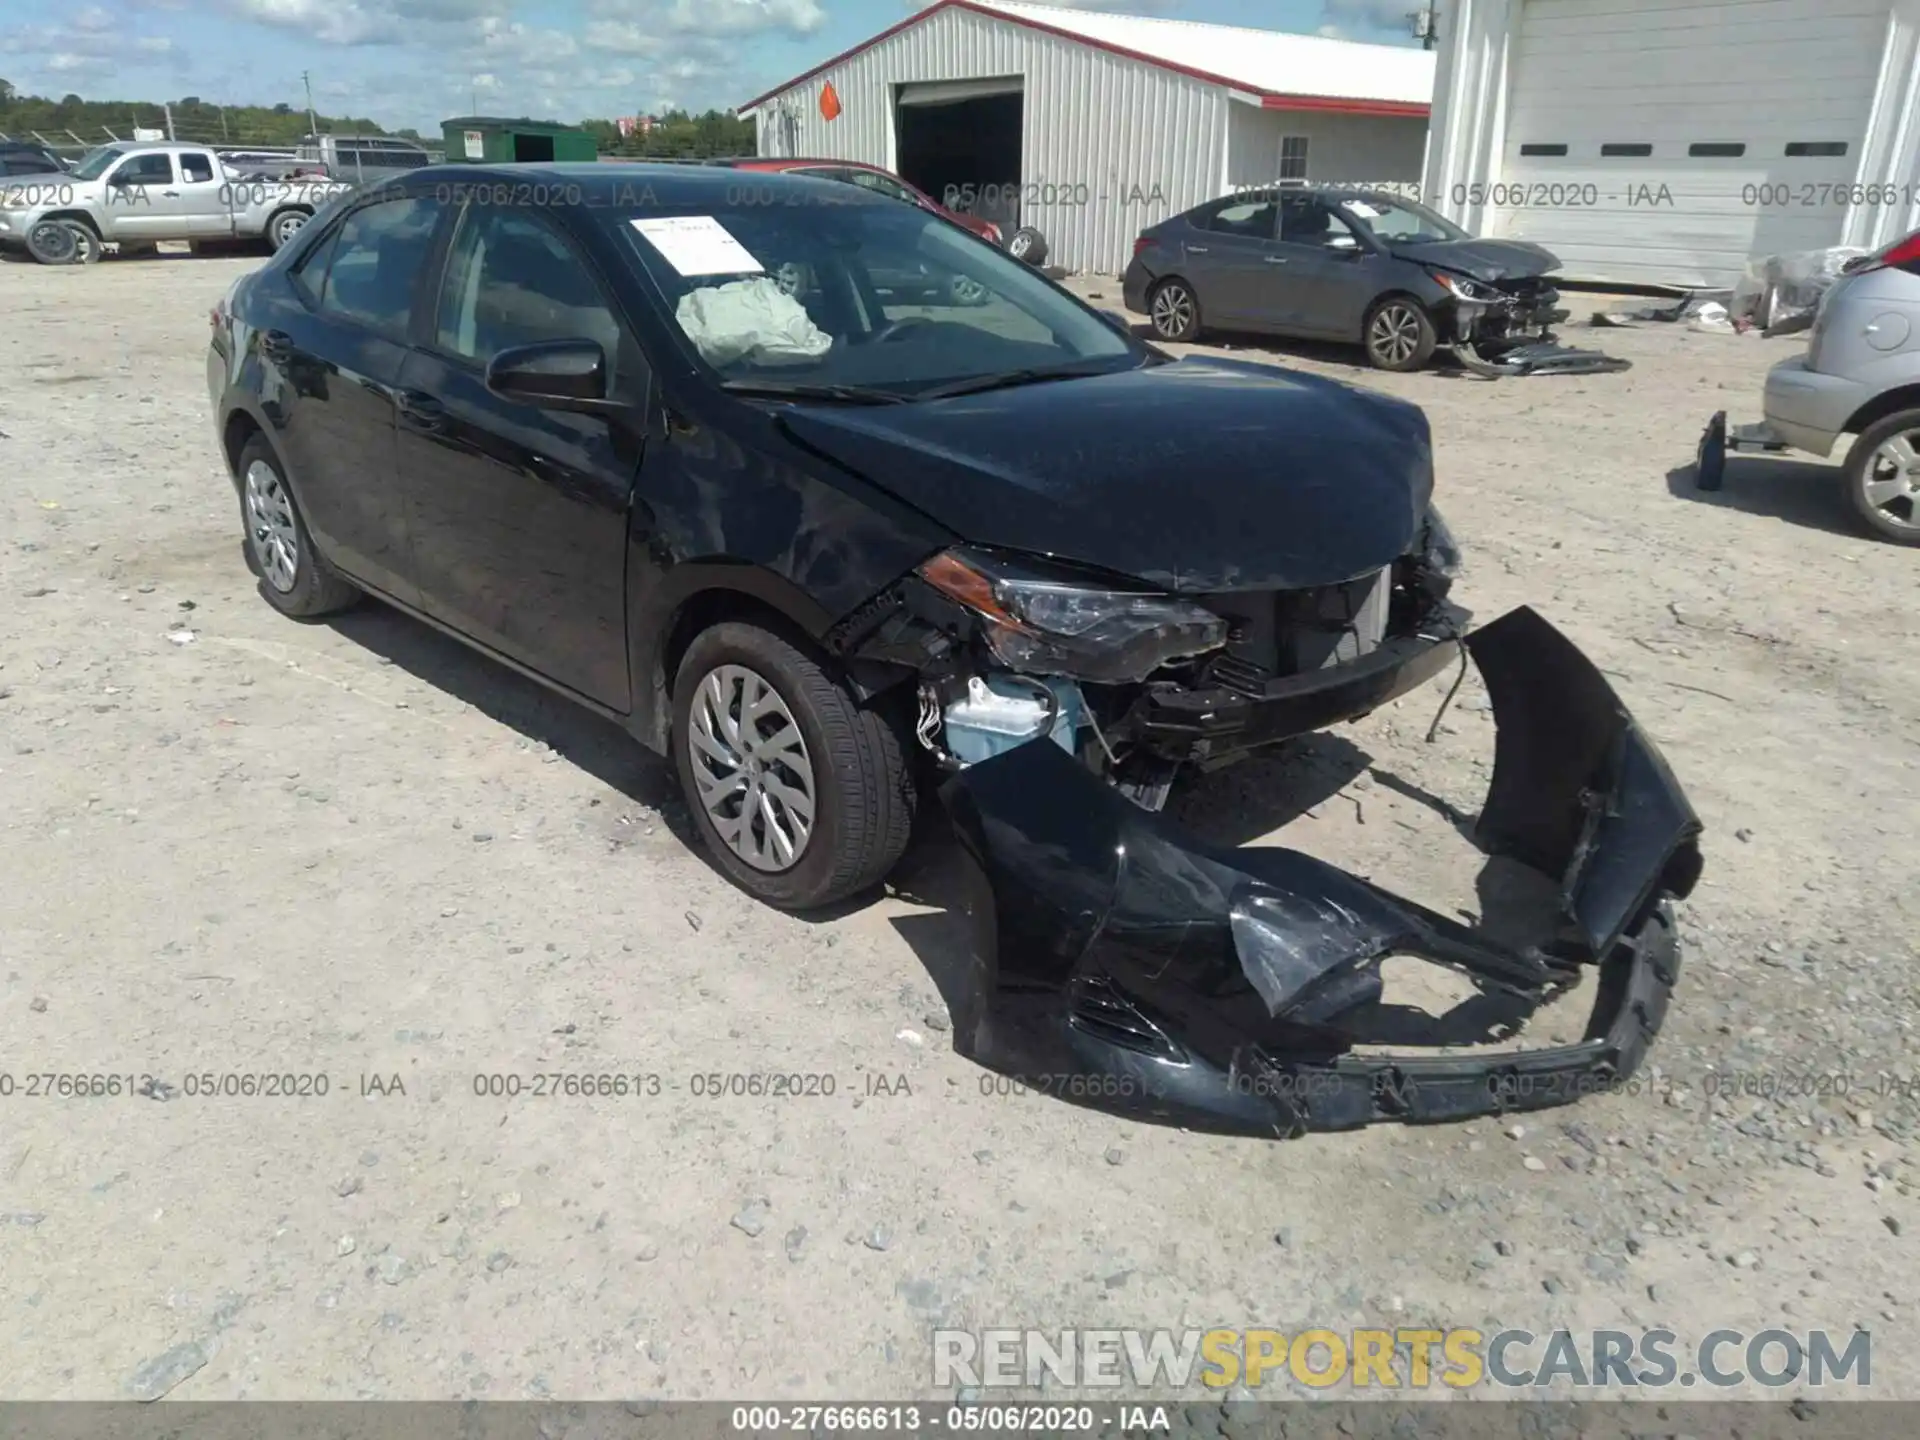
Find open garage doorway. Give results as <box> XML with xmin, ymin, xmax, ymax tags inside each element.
<box><xmin>894</xmin><ymin>79</ymin><xmax>1023</xmax><ymax>235</ymax></box>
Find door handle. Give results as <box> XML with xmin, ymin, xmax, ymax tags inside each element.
<box><xmin>396</xmin><ymin>390</ymin><xmax>447</xmax><ymax>432</ymax></box>
<box><xmin>1186</xmin><ymin>245</ymin><xmax>1210</xmax><ymax>253</ymax></box>
<box><xmin>162</xmin><ymin>190</ymin><xmax>180</xmax><ymax>197</ymax></box>
<box><xmin>1264</xmin><ymin>256</ymin><xmax>1290</xmax><ymax>264</ymax></box>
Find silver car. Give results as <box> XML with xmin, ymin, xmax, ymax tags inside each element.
<box><xmin>1703</xmin><ymin>233</ymin><xmax>1920</xmax><ymax>545</ymax></box>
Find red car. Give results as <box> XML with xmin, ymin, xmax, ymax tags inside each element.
<box><xmin>711</xmin><ymin>156</ymin><xmax>1004</xmax><ymax>248</ymax></box>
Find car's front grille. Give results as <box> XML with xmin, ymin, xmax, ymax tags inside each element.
<box><xmin>1200</xmin><ymin>568</ymin><xmax>1392</xmax><ymax>690</ymax></box>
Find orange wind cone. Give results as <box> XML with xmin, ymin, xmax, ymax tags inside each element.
<box><xmin>820</xmin><ymin>82</ymin><xmax>842</xmax><ymax>121</ymax></box>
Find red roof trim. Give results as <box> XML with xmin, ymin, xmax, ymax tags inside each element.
<box><xmin>1261</xmin><ymin>94</ymin><xmax>1430</xmax><ymax>117</ymax></box>
<box><xmin>737</xmin><ymin>0</ymin><xmax>1431</xmax><ymax>119</ymax></box>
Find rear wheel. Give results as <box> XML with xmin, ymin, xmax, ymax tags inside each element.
<box><xmin>1364</xmin><ymin>296</ymin><xmax>1437</xmax><ymax>371</ymax></box>
<box><xmin>1841</xmin><ymin>410</ymin><xmax>1920</xmax><ymax>545</ymax></box>
<box><xmin>266</xmin><ymin>207</ymin><xmax>310</xmax><ymax>252</ymax></box>
<box><xmin>672</xmin><ymin>622</ymin><xmax>914</xmax><ymax>911</ymax></box>
<box><xmin>1147</xmin><ymin>277</ymin><xmax>1201</xmax><ymax>342</ymax></box>
<box><xmin>235</xmin><ymin>435</ymin><xmax>361</xmax><ymax>616</ymax></box>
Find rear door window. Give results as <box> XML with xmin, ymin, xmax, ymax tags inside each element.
<box><xmin>1202</xmin><ymin>198</ymin><xmax>1278</xmax><ymax>239</ymax></box>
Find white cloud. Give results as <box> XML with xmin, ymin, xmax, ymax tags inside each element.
<box><xmin>661</xmin><ymin>0</ymin><xmax>825</xmax><ymax>33</ymax></box>
<box><xmin>1316</xmin><ymin>22</ymin><xmax>1345</xmax><ymax>38</ymax></box>
<box><xmin>1319</xmin><ymin>0</ymin><xmax>1418</xmax><ymax>36</ymax></box>
<box><xmin>46</xmin><ymin>51</ymin><xmax>111</xmax><ymax>72</ymax></box>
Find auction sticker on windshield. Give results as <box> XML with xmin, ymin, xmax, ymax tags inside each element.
<box><xmin>631</xmin><ymin>215</ymin><xmax>764</xmax><ymax>276</ymax></box>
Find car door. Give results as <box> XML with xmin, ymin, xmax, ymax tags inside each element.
<box><xmin>101</xmin><ymin>152</ymin><xmax>178</xmax><ymax>241</ymax></box>
<box><xmin>1179</xmin><ymin>197</ymin><xmax>1284</xmax><ymax>329</ymax></box>
<box><xmin>171</xmin><ymin>149</ymin><xmax>233</xmax><ymax>236</ymax></box>
<box><xmin>392</xmin><ymin>204</ymin><xmax>644</xmax><ymax>709</ymax></box>
<box><xmin>255</xmin><ymin>192</ymin><xmax>446</xmax><ymax>604</ymax></box>
<box><xmin>1273</xmin><ymin>196</ymin><xmax>1387</xmax><ymax>339</ymax></box>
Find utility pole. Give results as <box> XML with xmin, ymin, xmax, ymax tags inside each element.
<box><xmin>220</xmin><ymin>106</ymin><xmax>230</xmax><ymax>142</ymax></box>
<box><xmin>302</xmin><ymin>70</ymin><xmax>319</xmax><ymax>142</ymax></box>
<box><xmin>162</xmin><ymin>101</ymin><xmax>174</xmax><ymax>139</ymax></box>
<box><xmin>1410</xmin><ymin>4</ymin><xmax>1438</xmax><ymax>50</ymax></box>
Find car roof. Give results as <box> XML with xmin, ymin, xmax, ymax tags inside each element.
<box><xmin>399</xmin><ymin>160</ymin><xmax>889</xmax><ymax>204</ymax></box>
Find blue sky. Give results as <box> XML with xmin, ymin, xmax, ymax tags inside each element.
<box><xmin>1</xmin><ymin>0</ymin><xmax>1422</xmax><ymax>137</ymax></box>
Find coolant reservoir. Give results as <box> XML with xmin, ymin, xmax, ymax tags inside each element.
<box><xmin>942</xmin><ymin>675</ymin><xmax>1083</xmax><ymax>767</ymax></box>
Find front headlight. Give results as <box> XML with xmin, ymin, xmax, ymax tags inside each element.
<box><xmin>1428</xmin><ymin>269</ymin><xmax>1495</xmax><ymax>303</ymax></box>
<box><xmin>918</xmin><ymin>548</ymin><xmax>1227</xmax><ymax>683</ymax></box>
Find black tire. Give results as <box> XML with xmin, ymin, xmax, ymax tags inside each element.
<box><xmin>1147</xmin><ymin>277</ymin><xmax>1201</xmax><ymax>342</ymax></box>
<box><xmin>234</xmin><ymin>434</ymin><xmax>361</xmax><ymax>617</ymax></box>
<box><xmin>25</xmin><ymin>218</ymin><xmax>80</xmax><ymax>265</ymax></box>
<box><xmin>1840</xmin><ymin>410</ymin><xmax>1920</xmax><ymax>546</ymax></box>
<box><xmin>1364</xmin><ymin>296</ymin><xmax>1438</xmax><ymax>372</ymax></box>
<box><xmin>265</xmin><ymin>207</ymin><xmax>310</xmax><ymax>253</ymax></box>
<box><xmin>672</xmin><ymin>621</ymin><xmax>915</xmax><ymax>911</ymax></box>
<box><xmin>1007</xmin><ymin>225</ymin><xmax>1048</xmax><ymax>267</ymax></box>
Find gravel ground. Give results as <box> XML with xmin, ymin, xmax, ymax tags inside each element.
<box><xmin>1</xmin><ymin>252</ymin><xmax>1915</xmax><ymax>1404</ymax></box>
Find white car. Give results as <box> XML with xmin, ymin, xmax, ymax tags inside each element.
<box><xmin>1702</xmin><ymin>231</ymin><xmax>1920</xmax><ymax>545</ymax></box>
<box><xmin>0</xmin><ymin>142</ymin><xmax>352</xmax><ymax>264</ymax></box>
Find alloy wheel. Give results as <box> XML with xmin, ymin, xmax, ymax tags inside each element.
<box><xmin>1151</xmin><ymin>285</ymin><xmax>1194</xmax><ymax>338</ymax></box>
<box><xmin>1863</xmin><ymin>431</ymin><xmax>1920</xmax><ymax>534</ymax></box>
<box><xmin>949</xmin><ymin>273</ymin><xmax>988</xmax><ymax>307</ymax></box>
<box><xmin>244</xmin><ymin>459</ymin><xmax>300</xmax><ymax>593</ymax></box>
<box><xmin>272</xmin><ymin>211</ymin><xmax>308</xmax><ymax>249</ymax></box>
<box><xmin>687</xmin><ymin>663</ymin><xmax>817</xmax><ymax>873</ymax></box>
<box><xmin>1369</xmin><ymin>304</ymin><xmax>1422</xmax><ymax>367</ymax></box>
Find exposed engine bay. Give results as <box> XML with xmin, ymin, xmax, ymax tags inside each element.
<box><xmin>835</xmin><ymin>508</ymin><xmax>1469</xmax><ymax>809</ymax></box>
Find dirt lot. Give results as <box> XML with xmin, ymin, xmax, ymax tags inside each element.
<box><xmin>1</xmin><ymin>252</ymin><xmax>1916</xmax><ymax>1405</ymax></box>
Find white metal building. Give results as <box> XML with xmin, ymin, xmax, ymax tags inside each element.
<box><xmin>738</xmin><ymin>0</ymin><xmax>1435</xmax><ymax>274</ymax></box>
<box><xmin>1424</xmin><ymin>0</ymin><xmax>1920</xmax><ymax>288</ymax></box>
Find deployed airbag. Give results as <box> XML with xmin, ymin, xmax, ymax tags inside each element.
<box><xmin>675</xmin><ymin>276</ymin><xmax>833</xmax><ymax>368</ymax></box>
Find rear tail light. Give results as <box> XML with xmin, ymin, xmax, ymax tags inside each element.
<box><xmin>984</xmin><ymin>222</ymin><xmax>1002</xmax><ymax>245</ymax></box>
<box><xmin>1132</xmin><ymin>236</ymin><xmax>1153</xmax><ymax>256</ymax></box>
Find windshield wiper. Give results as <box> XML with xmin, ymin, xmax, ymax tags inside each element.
<box><xmin>720</xmin><ymin>379</ymin><xmax>908</xmax><ymax>405</ymax></box>
<box><xmin>914</xmin><ymin>358</ymin><xmax>1141</xmax><ymax>401</ymax></box>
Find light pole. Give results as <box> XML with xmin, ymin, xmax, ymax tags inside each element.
<box><xmin>1410</xmin><ymin>4</ymin><xmax>1438</xmax><ymax>50</ymax></box>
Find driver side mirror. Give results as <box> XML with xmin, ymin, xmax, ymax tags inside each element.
<box><xmin>1326</xmin><ymin>234</ymin><xmax>1361</xmax><ymax>254</ymax></box>
<box><xmin>485</xmin><ymin>339</ymin><xmax>622</xmax><ymax>415</ymax></box>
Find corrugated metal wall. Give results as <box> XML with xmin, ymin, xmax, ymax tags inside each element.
<box><xmin>750</xmin><ymin>3</ymin><xmax>1229</xmax><ymax>274</ymax></box>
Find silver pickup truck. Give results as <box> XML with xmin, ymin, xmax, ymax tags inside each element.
<box><xmin>0</xmin><ymin>141</ymin><xmax>355</xmax><ymax>264</ymax></box>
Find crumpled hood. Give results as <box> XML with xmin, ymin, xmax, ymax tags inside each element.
<box><xmin>777</xmin><ymin>356</ymin><xmax>1433</xmax><ymax>592</ymax></box>
<box><xmin>1390</xmin><ymin>238</ymin><xmax>1561</xmax><ymax>283</ymax></box>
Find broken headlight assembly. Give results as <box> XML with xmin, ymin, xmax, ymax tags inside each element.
<box><xmin>1422</xmin><ymin>504</ymin><xmax>1463</xmax><ymax>579</ymax></box>
<box><xmin>918</xmin><ymin>548</ymin><xmax>1228</xmax><ymax>684</ymax></box>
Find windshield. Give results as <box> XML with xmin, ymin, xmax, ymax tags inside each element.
<box><xmin>613</xmin><ymin>188</ymin><xmax>1141</xmax><ymax>397</ymax></box>
<box><xmin>1339</xmin><ymin>196</ymin><xmax>1469</xmax><ymax>245</ymax></box>
<box><xmin>71</xmin><ymin>146</ymin><xmax>126</xmax><ymax>181</ymax></box>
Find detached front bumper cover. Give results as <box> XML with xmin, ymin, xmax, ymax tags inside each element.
<box><xmin>937</xmin><ymin>606</ymin><xmax>1704</xmax><ymax>1138</ymax></box>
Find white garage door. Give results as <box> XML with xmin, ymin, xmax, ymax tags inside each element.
<box><xmin>1493</xmin><ymin>0</ymin><xmax>1889</xmax><ymax>287</ymax></box>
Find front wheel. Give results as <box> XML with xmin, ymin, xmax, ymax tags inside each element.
<box><xmin>1841</xmin><ymin>410</ymin><xmax>1920</xmax><ymax>545</ymax></box>
<box><xmin>1364</xmin><ymin>297</ymin><xmax>1437</xmax><ymax>372</ymax></box>
<box><xmin>672</xmin><ymin>622</ymin><xmax>915</xmax><ymax>911</ymax></box>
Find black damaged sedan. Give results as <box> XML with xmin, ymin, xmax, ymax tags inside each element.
<box><xmin>210</xmin><ymin>163</ymin><xmax>1702</xmax><ymax>1136</ymax></box>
